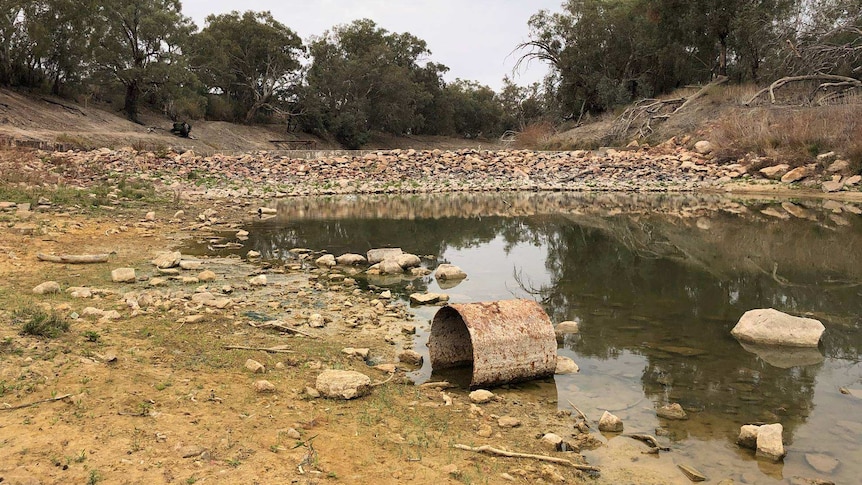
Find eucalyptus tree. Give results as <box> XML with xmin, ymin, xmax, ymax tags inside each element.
<box><xmin>90</xmin><ymin>0</ymin><xmax>195</xmax><ymax>123</ymax></box>
<box><xmin>192</xmin><ymin>10</ymin><xmax>304</xmax><ymax>123</ymax></box>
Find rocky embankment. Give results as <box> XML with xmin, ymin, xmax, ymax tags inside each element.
<box><xmin>4</xmin><ymin>138</ymin><xmax>860</xmax><ymax>198</ymax></box>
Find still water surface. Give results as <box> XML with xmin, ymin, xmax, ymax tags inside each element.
<box><xmin>236</xmin><ymin>192</ymin><xmax>862</xmax><ymax>484</ymax></box>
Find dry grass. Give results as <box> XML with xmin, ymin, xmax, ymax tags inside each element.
<box><xmin>711</xmin><ymin>103</ymin><xmax>862</xmax><ymax>170</ymax></box>
<box><xmin>514</xmin><ymin>122</ymin><xmax>555</xmax><ymax>149</ymax></box>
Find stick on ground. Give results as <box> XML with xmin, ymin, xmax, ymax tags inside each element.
<box><xmin>223</xmin><ymin>345</ymin><xmax>295</xmax><ymax>354</ymax></box>
<box><xmin>453</xmin><ymin>444</ymin><xmax>600</xmax><ymax>472</ymax></box>
<box><xmin>37</xmin><ymin>253</ymin><xmax>109</xmax><ymax>264</ymax></box>
<box><xmin>1</xmin><ymin>393</ymin><xmax>72</xmax><ymax>411</ymax></box>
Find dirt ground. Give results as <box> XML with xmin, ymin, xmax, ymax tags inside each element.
<box><xmin>1</xmin><ymin>191</ymin><xmax>705</xmax><ymax>485</ymax></box>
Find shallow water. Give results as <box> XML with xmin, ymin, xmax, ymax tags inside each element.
<box><xmin>201</xmin><ymin>192</ymin><xmax>862</xmax><ymax>484</ymax></box>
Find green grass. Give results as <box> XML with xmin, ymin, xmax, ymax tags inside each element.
<box><xmin>13</xmin><ymin>306</ymin><xmax>69</xmax><ymax>338</ymax></box>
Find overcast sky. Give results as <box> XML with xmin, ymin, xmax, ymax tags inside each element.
<box><xmin>181</xmin><ymin>0</ymin><xmax>563</xmax><ymax>91</ymax></box>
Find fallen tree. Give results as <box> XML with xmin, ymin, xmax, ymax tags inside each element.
<box><xmin>744</xmin><ymin>74</ymin><xmax>862</xmax><ymax>106</ymax></box>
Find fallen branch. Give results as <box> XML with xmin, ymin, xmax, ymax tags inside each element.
<box><xmin>453</xmin><ymin>444</ymin><xmax>600</xmax><ymax>472</ymax></box>
<box><xmin>371</xmin><ymin>373</ymin><xmax>397</xmax><ymax>388</ymax></box>
<box><xmin>1</xmin><ymin>393</ymin><xmax>72</xmax><ymax>411</ymax></box>
<box><xmin>568</xmin><ymin>400</ymin><xmax>590</xmax><ymax>425</ymax></box>
<box><xmin>223</xmin><ymin>345</ymin><xmax>295</xmax><ymax>354</ymax></box>
<box><xmin>249</xmin><ymin>321</ymin><xmax>317</xmax><ymax>338</ymax></box>
<box><xmin>745</xmin><ymin>74</ymin><xmax>862</xmax><ymax>105</ymax></box>
<box><xmin>37</xmin><ymin>253</ymin><xmax>109</xmax><ymax>264</ymax></box>
<box><xmin>626</xmin><ymin>434</ymin><xmax>670</xmax><ymax>451</ymax></box>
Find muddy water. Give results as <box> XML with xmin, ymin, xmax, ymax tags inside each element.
<box><xmin>199</xmin><ymin>192</ymin><xmax>862</xmax><ymax>484</ymax></box>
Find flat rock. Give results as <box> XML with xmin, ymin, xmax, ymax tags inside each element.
<box><xmin>179</xmin><ymin>260</ymin><xmax>202</xmax><ymax>270</ymax></box>
<box><xmin>67</xmin><ymin>287</ymin><xmax>92</xmax><ymax>298</ymax></box>
<box><xmin>555</xmin><ymin>321</ymin><xmax>579</xmax><ymax>337</ymax></box>
<box><xmin>731</xmin><ymin>309</ymin><xmax>824</xmax><ymax>347</ymax></box>
<box><xmin>152</xmin><ymin>251</ymin><xmax>182</xmax><ymax>269</ymax></box>
<box><xmin>756</xmin><ymin>423</ymin><xmax>785</xmax><ymax>461</ymax></box>
<box><xmin>245</xmin><ymin>359</ymin><xmax>265</xmax><ymax>373</ymax></box>
<box><xmin>248</xmin><ymin>275</ymin><xmax>267</xmax><ymax>286</ymax></box>
<box><xmin>111</xmin><ymin>267</ymin><xmax>136</xmax><ymax>283</ymax></box>
<box><xmin>435</xmin><ymin>263</ymin><xmax>467</xmax><ymax>280</ymax></box>
<box><xmin>253</xmin><ymin>380</ymin><xmax>276</xmax><ymax>393</ymax></box>
<box><xmin>598</xmin><ymin>410</ymin><xmax>623</xmax><ymax>432</ymax></box>
<box><xmin>341</xmin><ymin>347</ymin><xmax>370</xmax><ymax>359</ymax></box>
<box><xmin>759</xmin><ymin>164</ymin><xmax>790</xmax><ymax>179</ymax></box>
<box><xmin>657</xmin><ymin>403</ymin><xmax>688</xmax><ymax>420</ymax></box>
<box><xmin>409</xmin><ymin>292</ymin><xmax>449</xmax><ymax>305</ymax></box>
<box><xmin>781</xmin><ymin>166</ymin><xmax>809</xmax><ymax>183</ymax></box>
<box><xmin>315</xmin><ymin>369</ymin><xmax>372</xmax><ymax>400</ymax></box>
<box><xmin>336</xmin><ymin>253</ymin><xmax>367</xmax><ymax>265</ymax></box>
<box><xmin>497</xmin><ymin>416</ymin><xmax>522</xmax><ymax>428</ymax></box>
<box><xmin>555</xmin><ymin>355</ymin><xmax>579</xmax><ymax>374</ymax></box>
<box><xmin>315</xmin><ymin>254</ymin><xmax>336</xmax><ymax>267</ymax></box>
<box><xmin>805</xmin><ymin>453</ymin><xmax>839</xmax><ymax>474</ymax></box>
<box><xmin>469</xmin><ymin>389</ymin><xmax>495</xmax><ymax>404</ymax></box>
<box><xmin>367</xmin><ymin>248</ymin><xmax>402</xmax><ymax>264</ymax></box>
<box><xmin>32</xmin><ymin>281</ymin><xmax>60</xmax><ymax>295</ymax></box>
<box><xmin>822</xmin><ymin>180</ymin><xmax>844</xmax><ymax>193</ymax></box>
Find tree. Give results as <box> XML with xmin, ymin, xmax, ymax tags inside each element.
<box><xmin>447</xmin><ymin>79</ymin><xmax>503</xmax><ymax>138</ymax></box>
<box><xmin>90</xmin><ymin>0</ymin><xmax>195</xmax><ymax>123</ymax></box>
<box><xmin>192</xmin><ymin>10</ymin><xmax>304</xmax><ymax>123</ymax></box>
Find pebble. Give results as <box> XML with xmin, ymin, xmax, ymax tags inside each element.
<box><xmin>497</xmin><ymin>416</ymin><xmax>522</xmax><ymax>428</ymax></box>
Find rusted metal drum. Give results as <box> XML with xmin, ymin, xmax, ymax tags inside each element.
<box><xmin>429</xmin><ymin>299</ymin><xmax>557</xmax><ymax>389</ymax></box>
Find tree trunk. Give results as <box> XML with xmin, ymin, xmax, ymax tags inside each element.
<box><xmin>124</xmin><ymin>80</ymin><xmax>141</xmax><ymax>124</ymax></box>
<box><xmin>718</xmin><ymin>35</ymin><xmax>728</xmax><ymax>77</ymax></box>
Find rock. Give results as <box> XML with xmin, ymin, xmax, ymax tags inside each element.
<box><xmin>374</xmin><ymin>363</ymin><xmax>397</xmax><ymax>373</ymax></box>
<box><xmin>435</xmin><ymin>264</ymin><xmax>467</xmax><ymax>280</ymax></box>
<box><xmin>845</xmin><ymin>174</ymin><xmax>861</xmax><ymax>186</ymax></box>
<box><xmin>152</xmin><ymin>251</ymin><xmax>182</xmax><ymax>269</ymax></box>
<box><xmin>367</xmin><ymin>248</ymin><xmax>403</xmax><ymax>264</ymax></box>
<box><xmin>315</xmin><ymin>254</ymin><xmax>336</xmax><ymax>267</ymax></box>
<box><xmin>738</xmin><ymin>424</ymin><xmax>760</xmax><ymax>449</ymax></box>
<box><xmin>336</xmin><ymin>253</ymin><xmax>367</xmax><ymax>265</ymax></box>
<box><xmin>11</xmin><ymin>223</ymin><xmax>37</xmax><ymax>235</ymax></box>
<box><xmin>179</xmin><ymin>445</ymin><xmax>206</xmax><ymax>458</ymax></box>
<box><xmin>145</xmin><ymin>211</ymin><xmax>155</xmax><ymax>221</ymax></box>
<box><xmin>179</xmin><ymin>260</ymin><xmax>202</xmax><ymax>270</ymax></box>
<box><xmin>398</xmin><ymin>350</ymin><xmax>423</xmax><ymax>366</ymax></box>
<box><xmin>805</xmin><ymin>453</ymin><xmax>839</xmax><ymax>474</ymax></box>
<box><xmin>378</xmin><ymin>259</ymin><xmax>404</xmax><ymax>274</ymax></box>
<box><xmin>657</xmin><ymin>403</ymin><xmax>688</xmax><ymax>420</ymax></box>
<box><xmin>822</xmin><ymin>180</ymin><xmax>844</xmax><ymax>193</ymax></box>
<box><xmin>541</xmin><ymin>464</ymin><xmax>566</xmax><ymax>484</ymax></box>
<box><xmin>308</xmin><ymin>313</ymin><xmax>326</xmax><ymax>328</ymax></box>
<box><xmin>469</xmin><ymin>389</ymin><xmax>495</xmax><ymax>404</ymax></box>
<box><xmin>341</xmin><ymin>347</ymin><xmax>370</xmax><ymax>359</ymax></box>
<box><xmin>247</xmin><ymin>250</ymin><xmax>261</xmax><ymax>259</ymax></box>
<box><xmin>731</xmin><ymin>308</ymin><xmax>825</xmax><ymax>347</ymax></box>
<box><xmin>540</xmin><ymin>433</ymin><xmax>564</xmax><ymax>451</ymax></box>
<box><xmin>738</xmin><ymin>342</ymin><xmax>824</xmax><ymax>368</ymax></box>
<box><xmin>305</xmin><ymin>386</ymin><xmax>320</xmax><ymax>398</ymax></box>
<box><xmin>759</xmin><ymin>164</ymin><xmax>790</xmax><ymax>179</ymax></box>
<box><xmin>245</xmin><ymin>359</ymin><xmax>265</xmax><ymax>373</ymax></box>
<box><xmin>409</xmin><ymin>292</ymin><xmax>449</xmax><ymax>305</ymax></box>
<box><xmin>395</xmin><ymin>253</ymin><xmax>421</xmax><ymax>268</ymax></box>
<box><xmin>253</xmin><ymin>380</ymin><xmax>276</xmax><ymax>393</ymax></box>
<box><xmin>380</xmin><ymin>290</ymin><xmax>392</xmax><ymax>299</ymax></box>
<box><xmin>286</xmin><ymin>428</ymin><xmax>301</xmax><ymax>439</ymax></box>
<box><xmin>32</xmin><ymin>281</ymin><xmax>60</xmax><ymax>295</ymax></box>
<box><xmin>756</xmin><ymin>423</ymin><xmax>785</xmax><ymax>461</ymax></box>
<box><xmin>236</xmin><ymin>229</ymin><xmax>249</xmax><ymax>238</ymax></box>
<box><xmin>198</xmin><ymin>270</ymin><xmax>217</xmax><ymax>282</ymax></box>
<box><xmin>111</xmin><ymin>268</ymin><xmax>136</xmax><ymax>283</ymax></box>
<box><xmin>598</xmin><ymin>411</ymin><xmax>624</xmax><ymax>432</ymax></box>
<box><xmin>555</xmin><ymin>355</ymin><xmax>579</xmax><ymax>374</ymax></box>
<box><xmin>554</xmin><ymin>321</ymin><xmax>579</xmax><ymax>337</ymax></box>
<box><xmin>694</xmin><ymin>140</ymin><xmax>713</xmax><ymax>154</ymax></box>
<box><xmin>477</xmin><ymin>424</ymin><xmax>493</xmax><ymax>437</ymax></box>
<box><xmin>498</xmin><ymin>416</ymin><xmax>522</xmax><ymax>428</ymax></box>
<box><xmin>825</xmin><ymin>159</ymin><xmax>850</xmax><ymax>173</ymax></box>
<box><xmin>67</xmin><ymin>287</ymin><xmax>92</xmax><ymax>298</ymax></box>
<box><xmin>315</xmin><ymin>369</ymin><xmax>372</xmax><ymax>400</ymax></box>
<box><xmin>248</xmin><ymin>275</ymin><xmax>267</xmax><ymax>286</ymax></box>
<box><xmin>816</xmin><ymin>151</ymin><xmax>837</xmax><ymax>162</ymax></box>
<box><xmin>781</xmin><ymin>166</ymin><xmax>809</xmax><ymax>183</ymax></box>
<box><xmin>441</xmin><ymin>464</ymin><xmax>459</xmax><ymax>476</ymax></box>
<box><xmin>148</xmin><ymin>277</ymin><xmax>168</xmax><ymax>287</ymax></box>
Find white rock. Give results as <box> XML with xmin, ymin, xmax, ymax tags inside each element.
<box><xmin>32</xmin><ymin>281</ymin><xmax>61</xmax><ymax>295</ymax></box>
<box><xmin>67</xmin><ymin>287</ymin><xmax>92</xmax><ymax>298</ymax></box>
<box><xmin>378</xmin><ymin>259</ymin><xmax>404</xmax><ymax>274</ymax></box>
<box><xmin>469</xmin><ymin>389</ymin><xmax>495</xmax><ymax>404</ymax></box>
<box><xmin>731</xmin><ymin>308</ymin><xmax>824</xmax><ymax>347</ymax></box>
<box><xmin>497</xmin><ymin>416</ymin><xmax>521</xmax><ymax>428</ymax></box>
<box><xmin>179</xmin><ymin>260</ymin><xmax>202</xmax><ymax>270</ymax></box>
<box><xmin>253</xmin><ymin>380</ymin><xmax>276</xmax><ymax>393</ymax></box>
<box><xmin>315</xmin><ymin>370</ymin><xmax>371</xmax><ymax>400</ymax></box>
<box><xmin>336</xmin><ymin>253</ymin><xmax>367</xmax><ymax>265</ymax></box>
<box><xmin>111</xmin><ymin>268</ymin><xmax>136</xmax><ymax>283</ymax></box>
<box><xmin>198</xmin><ymin>270</ymin><xmax>217</xmax><ymax>282</ymax></box>
<box><xmin>555</xmin><ymin>321</ymin><xmax>579</xmax><ymax>337</ymax></box>
<box><xmin>245</xmin><ymin>359</ymin><xmax>265</xmax><ymax>373</ymax></box>
<box><xmin>367</xmin><ymin>248</ymin><xmax>403</xmax><ymax>264</ymax></box>
<box><xmin>756</xmin><ymin>423</ymin><xmax>785</xmax><ymax>461</ymax></box>
<box><xmin>308</xmin><ymin>313</ymin><xmax>325</xmax><ymax>328</ymax></box>
<box><xmin>759</xmin><ymin>164</ymin><xmax>790</xmax><ymax>180</ymax></box>
<box><xmin>409</xmin><ymin>292</ymin><xmax>449</xmax><ymax>305</ymax></box>
<box><xmin>248</xmin><ymin>275</ymin><xmax>267</xmax><ymax>286</ymax></box>
<box><xmin>395</xmin><ymin>253</ymin><xmax>421</xmax><ymax>269</ymax></box>
<box><xmin>598</xmin><ymin>411</ymin><xmax>624</xmax><ymax>432</ymax></box>
<box><xmin>145</xmin><ymin>211</ymin><xmax>156</xmax><ymax>221</ymax></box>
<box><xmin>737</xmin><ymin>424</ymin><xmax>760</xmax><ymax>449</ymax></box>
<box><xmin>694</xmin><ymin>140</ymin><xmax>713</xmax><ymax>154</ymax></box>
<box><xmin>435</xmin><ymin>264</ymin><xmax>467</xmax><ymax>280</ymax></box>
<box><xmin>657</xmin><ymin>403</ymin><xmax>688</xmax><ymax>420</ymax></box>
<box><xmin>247</xmin><ymin>250</ymin><xmax>261</xmax><ymax>259</ymax></box>
<box><xmin>152</xmin><ymin>251</ymin><xmax>182</xmax><ymax>269</ymax></box>
<box><xmin>540</xmin><ymin>433</ymin><xmax>564</xmax><ymax>451</ymax></box>
<box><xmin>555</xmin><ymin>355</ymin><xmax>579</xmax><ymax>374</ymax></box>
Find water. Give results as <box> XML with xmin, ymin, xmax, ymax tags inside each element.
<box><xmin>197</xmin><ymin>192</ymin><xmax>862</xmax><ymax>483</ymax></box>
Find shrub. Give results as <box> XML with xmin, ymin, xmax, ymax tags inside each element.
<box><xmin>13</xmin><ymin>306</ymin><xmax>69</xmax><ymax>338</ymax></box>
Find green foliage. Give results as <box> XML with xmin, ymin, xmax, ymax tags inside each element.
<box><xmin>13</xmin><ymin>306</ymin><xmax>69</xmax><ymax>338</ymax></box>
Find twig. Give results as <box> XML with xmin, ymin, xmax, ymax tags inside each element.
<box><xmin>37</xmin><ymin>253</ymin><xmax>109</xmax><ymax>264</ymax></box>
<box><xmin>249</xmin><ymin>321</ymin><xmax>317</xmax><ymax>338</ymax></box>
<box><xmin>1</xmin><ymin>393</ymin><xmax>72</xmax><ymax>411</ymax></box>
<box><xmin>568</xmin><ymin>400</ymin><xmax>590</xmax><ymax>425</ymax></box>
<box><xmin>454</xmin><ymin>444</ymin><xmax>600</xmax><ymax>472</ymax></box>
<box><xmin>371</xmin><ymin>373</ymin><xmax>397</xmax><ymax>387</ymax></box>
<box><xmin>223</xmin><ymin>345</ymin><xmax>295</xmax><ymax>354</ymax></box>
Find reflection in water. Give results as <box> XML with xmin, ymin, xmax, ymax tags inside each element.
<box><xmin>235</xmin><ymin>192</ymin><xmax>862</xmax><ymax>483</ymax></box>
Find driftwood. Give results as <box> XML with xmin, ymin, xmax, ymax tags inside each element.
<box><xmin>248</xmin><ymin>321</ymin><xmax>317</xmax><ymax>338</ymax></box>
<box><xmin>1</xmin><ymin>393</ymin><xmax>72</xmax><ymax>411</ymax></box>
<box><xmin>37</xmin><ymin>253</ymin><xmax>109</xmax><ymax>264</ymax></box>
<box><xmin>223</xmin><ymin>345</ymin><xmax>295</xmax><ymax>354</ymax></box>
<box><xmin>453</xmin><ymin>444</ymin><xmax>601</xmax><ymax>472</ymax></box>
<box><xmin>567</xmin><ymin>400</ymin><xmax>591</xmax><ymax>427</ymax></box>
<box><xmin>744</xmin><ymin>74</ymin><xmax>862</xmax><ymax>105</ymax></box>
<box><xmin>626</xmin><ymin>434</ymin><xmax>670</xmax><ymax>451</ymax></box>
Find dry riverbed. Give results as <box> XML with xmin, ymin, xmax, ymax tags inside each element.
<box><xmin>1</xmin><ymin>145</ymin><xmax>857</xmax><ymax>484</ymax></box>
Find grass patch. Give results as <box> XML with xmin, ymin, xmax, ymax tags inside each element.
<box><xmin>13</xmin><ymin>306</ymin><xmax>69</xmax><ymax>338</ymax></box>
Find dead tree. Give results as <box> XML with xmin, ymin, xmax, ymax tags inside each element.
<box><xmin>744</xmin><ymin>74</ymin><xmax>862</xmax><ymax>106</ymax></box>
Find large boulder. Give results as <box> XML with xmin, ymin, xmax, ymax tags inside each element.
<box><xmin>731</xmin><ymin>309</ymin><xmax>824</xmax><ymax>347</ymax></box>
<box><xmin>756</xmin><ymin>423</ymin><xmax>786</xmax><ymax>461</ymax></box>
<box><xmin>367</xmin><ymin>248</ymin><xmax>403</xmax><ymax>264</ymax></box>
<box><xmin>434</xmin><ymin>264</ymin><xmax>467</xmax><ymax>281</ymax></box>
<box><xmin>152</xmin><ymin>251</ymin><xmax>182</xmax><ymax>269</ymax></box>
<box><xmin>315</xmin><ymin>370</ymin><xmax>371</xmax><ymax>400</ymax></box>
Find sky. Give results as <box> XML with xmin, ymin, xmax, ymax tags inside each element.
<box><xmin>181</xmin><ymin>0</ymin><xmax>564</xmax><ymax>91</ymax></box>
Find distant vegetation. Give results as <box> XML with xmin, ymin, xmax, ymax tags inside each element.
<box><xmin>1</xmin><ymin>1</ymin><xmax>859</xmax><ymax>149</ymax></box>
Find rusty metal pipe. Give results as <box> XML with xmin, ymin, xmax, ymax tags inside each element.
<box><xmin>429</xmin><ymin>300</ymin><xmax>557</xmax><ymax>388</ymax></box>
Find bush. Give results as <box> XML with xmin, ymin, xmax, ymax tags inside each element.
<box><xmin>13</xmin><ymin>306</ymin><xmax>69</xmax><ymax>338</ymax></box>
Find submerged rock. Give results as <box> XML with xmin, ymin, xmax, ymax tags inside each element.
<box><xmin>555</xmin><ymin>355</ymin><xmax>579</xmax><ymax>374</ymax></box>
<box><xmin>657</xmin><ymin>403</ymin><xmax>688</xmax><ymax>420</ymax></box>
<box><xmin>731</xmin><ymin>308</ymin><xmax>825</xmax><ymax>347</ymax></box>
<box><xmin>434</xmin><ymin>264</ymin><xmax>467</xmax><ymax>280</ymax></box>
<box><xmin>598</xmin><ymin>411</ymin><xmax>623</xmax><ymax>432</ymax></box>
<box><xmin>739</xmin><ymin>342</ymin><xmax>824</xmax><ymax>368</ymax></box>
<box><xmin>756</xmin><ymin>423</ymin><xmax>786</xmax><ymax>461</ymax></box>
